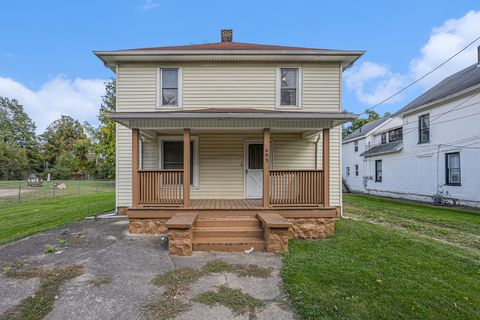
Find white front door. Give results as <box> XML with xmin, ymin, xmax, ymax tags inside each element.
<box><xmin>245</xmin><ymin>142</ymin><xmax>264</xmax><ymax>198</ymax></box>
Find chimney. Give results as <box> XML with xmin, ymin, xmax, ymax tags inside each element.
<box><xmin>221</xmin><ymin>29</ymin><xmax>233</xmax><ymax>42</ymax></box>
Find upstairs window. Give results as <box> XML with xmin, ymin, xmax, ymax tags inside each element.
<box><xmin>445</xmin><ymin>152</ymin><xmax>461</xmax><ymax>185</ymax></box>
<box><xmin>354</xmin><ymin>141</ymin><xmax>358</xmax><ymax>152</ymax></box>
<box><xmin>346</xmin><ymin>167</ymin><xmax>350</xmax><ymax>176</ymax></box>
<box><xmin>355</xmin><ymin>164</ymin><xmax>359</xmax><ymax>176</ymax></box>
<box><xmin>418</xmin><ymin>114</ymin><xmax>430</xmax><ymax>144</ymax></box>
<box><xmin>389</xmin><ymin>128</ymin><xmax>403</xmax><ymax>142</ymax></box>
<box><xmin>158</xmin><ymin>68</ymin><xmax>181</xmax><ymax>107</ymax></box>
<box><xmin>278</xmin><ymin>68</ymin><xmax>300</xmax><ymax>107</ymax></box>
<box><xmin>381</xmin><ymin>133</ymin><xmax>387</xmax><ymax>144</ymax></box>
<box><xmin>375</xmin><ymin>160</ymin><xmax>382</xmax><ymax>182</ymax></box>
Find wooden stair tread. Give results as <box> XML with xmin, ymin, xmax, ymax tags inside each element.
<box><xmin>197</xmin><ymin>216</ymin><xmax>259</xmax><ymax>221</ymax></box>
<box><xmin>193</xmin><ymin>227</ymin><xmax>263</xmax><ymax>231</ymax></box>
<box><xmin>192</xmin><ymin>237</ymin><xmax>265</xmax><ymax>244</ymax></box>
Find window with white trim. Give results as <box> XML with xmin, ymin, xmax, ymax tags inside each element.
<box><xmin>158</xmin><ymin>68</ymin><xmax>181</xmax><ymax>107</ymax></box>
<box><xmin>277</xmin><ymin>68</ymin><xmax>300</xmax><ymax>107</ymax></box>
<box><xmin>159</xmin><ymin>137</ymin><xmax>198</xmax><ymax>186</ymax></box>
<box><xmin>355</xmin><ymin>164</ymin><xmax>359</xmax><ymax>176</ymax></box>
<box><xmin>445</xmin><ymin>152</ymin><xmax>461</xmax><ymax>186</ymax></box>
<box><xmin>346</xmin><ymin>167</ymin><xmax>350</xmax><ymax>176</ymax></box>
<box><xmin>375</xmin><ymin>160</ymin><xmax>382</xmax><ymax>182</ymax></box>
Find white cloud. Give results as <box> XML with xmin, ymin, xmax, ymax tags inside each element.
<box><xmin>345</xmin><ymin>10</ymin><xmax>480</xmax><ymax>106</ymax></box>
<box><xmin>0</xmin><ymin>75</ymin><xmax>106</xmax><ymax>133</ymax></box>
<box><xmin>344</xmin><ymin>62</ymin><xmax>410</xmax><ymax>105</ymax></box>
<box><xmin>139</xmin><ymin>0</ymin><xmax>159</xmax><ymax>12</ymax></box>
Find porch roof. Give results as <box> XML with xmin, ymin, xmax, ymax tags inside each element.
<box><xmin>106</xmin><ymin>108</ymin><xmax>357</xmax><ymax>130</ymax></box>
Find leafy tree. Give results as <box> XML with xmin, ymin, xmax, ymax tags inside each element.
<box><xmin>343</xmin><ymin>110</ymin><xmax>386</xmax><ymax>138</ymax></box>
<box><xmin>40</xmin><ymin>115</ymin><xmax>88</xmax><ymax>177</ymax></box>
<box><xmin>92</xmin><ymin>79</ymin><xmax>116</xmax><ymax>179</ymax></box>
<box><xmin>0</xmin><ymin>97</ymin><xmax>40</xmax><ymax>178</ymax></box>
<box><xmin>0</xmin><ymin>143</ymin><xmax>29</xmax><ymax>179</ymax></box>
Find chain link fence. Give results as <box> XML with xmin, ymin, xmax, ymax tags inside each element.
<box><xmin>0</xmin><ymin>180</ymin><xmax>115</xmax><ymax>206</ymax></box>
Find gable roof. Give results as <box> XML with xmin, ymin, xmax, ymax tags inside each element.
<box><xmin>396</xmin><ymin>63</ymin><xmax>480</xmax><ymax>115</ymax></box>
<box><xmin>342</xmin><ymin>117</ymin><xmax>390</xmax><ymax>143</ymax></box>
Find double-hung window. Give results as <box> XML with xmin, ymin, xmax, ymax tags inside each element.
<box><xmin>160</xmin><ymin>138</ymin><xmax>197</xmax><ymax>186</ymax></box>
<box><xmin>375</xmin><ymin>160</ymin><xmax>382</xmax><ymax>182</ymax></box>
<box><xmin>355</xmin><ymin>164</ymin><xmax>359</xmax><ymax>177</ymax></box>
<box><xmin>418</xmin><ymin>114</ymin><xmax>430</xmax><ymax>143</ymax></box>
<box><xmin>354</xmin><ymin>140</ymin><xmax>359</xmax><ymax>152</ymax></box>
<box><xmin>445</xmin><ymin>152</ymin><xmax>461</xmax><ymax>185</ymax></box>
<box><xmin>158</xmin><ymin>68</ymin><xmax>181</xmax><ymax>107</ymax></box>
<box><xmin>381</xmin><ymin>133</ymin><xmax>387</xmax><ymax>144</ymax></box>
<box><xmin>278</xmin><ymin>68</ymin><xmax>300</xmax><ymax>107</ymax></box>
<box><xmin>346</xmin><ymin>167</ymin><xmax>350</xmax><ymax>176</ymax></box>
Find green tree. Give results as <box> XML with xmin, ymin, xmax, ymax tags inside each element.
<box><xmin>0</xmin><ymin>97</ymin><xmax>40</xmax><ymax>178</ymax></box>
<box><xmin>92</xmin><ymin>79</ymin><xmax>116</xmax><ymax>179</ymax></box>
<box><xmin>40</xmin><ymin>115</ymin><xmax>88</xmax><ymax>178</ymax></box>
<box><xmin>343</xmin><ymin>110</ymin><xmax>385</xmax><ymax>138</ymax></box>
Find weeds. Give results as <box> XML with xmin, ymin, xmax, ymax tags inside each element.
<box><xmin>88</xmin><ymin>275</ymin><xmax>112</xmax><ymax>287</ymax></box>
<box><xmin>44</xmin><ymin>244</ymin><xmax>56</xmax><ymax>254</ymax></box>
<box><xmin>194</xmin><ymin>285</ymin><xmax>265</xmax><ymax>318</ymax></box>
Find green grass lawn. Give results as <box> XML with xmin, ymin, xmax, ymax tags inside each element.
<box><xmin>283</xmin><ymin>195</ymin><xmax>480</xmax><ymax>319</ymax></box>
<box><xmin>343</xmin><ymin>194</ymin><xmax>480</xmax><ymax>252</ymax></box>
<box><xmin>0</xmin><ymin>192</ymin><xmax>115</xmax><ymax>245</ymax></box>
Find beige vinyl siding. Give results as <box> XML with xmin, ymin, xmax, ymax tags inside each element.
<box><xmin>272</xmin><ymin>134</ymin><xmax>316</xmax><ymax>169</ymax></box>
<box><xmin>141</xmin><ymin>136</ymin><xmax>158</xmax><ymax>169</ymax></box>
<box><xmin>116</xmin><ymin>62</ymin><xmax>341</xmax><ymax>112</ymax></box>
<box><xmin>329</xmin><ymin>127</ymin><xmax>341</xmax><ymax>206</ymax></box>
<box><xmin>116</xmin><ymin>124</ymin><xmax>132</xmax><ymax>207</ymax></box>
<box><xmin>302</xmin><ymin>63</ymin><xmax>340</xmax><ymax>112</ymax></box>
<box><xmin>117</xmin><ymin>65</ymin><xmax>156</xmax><ymax>111</ymax></box>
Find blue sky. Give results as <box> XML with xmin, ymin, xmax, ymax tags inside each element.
<box><xmin>1</xmin><ymin>0</ymin><xmax>479</xmax><ymax>131</ymax></box>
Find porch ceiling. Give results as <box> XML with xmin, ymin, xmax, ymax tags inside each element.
<box><xmin>106</xmin><ymin>109</ymin><xmax>357</xmax><ymax>130</ymax></box>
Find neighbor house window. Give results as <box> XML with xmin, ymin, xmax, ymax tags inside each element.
<box><xmin>158</xmin><ymin>68</ymin><xmax>181</xmax><ymax>107</ymax></box>
<box><xmin>346</xmin><ymin>167</ymin><xmax>350</xmax><ymax>176</ymax></box>
<box><xmin>354</xmin><ymin>141</ymin><xmax>358</xmax><ymax>152</ymax></box>
<box><xmin>445</xmin><ymin>152</ymin><xmax>461</xmax><ymax>185</ymax></box>
<box><xmin>278</xmin><ymin>68</ymin><xmax>300</xmax><ymax>107</ymax></box>
<box><xmin>375</xmin><ymin>160</ymin><xmax>382</xmax><ymax>182</ymax></box>
<box><xmin>389</xmin><ymin>128</ymin><xmax>403</xmax><ymax>142</ymax></box>
<box><xmin>355</xmin><ymin>164</ymin><xmax>359</xmax><ymax>176</ymax></box>
<box><xmin>381</xmin><ymin>133</ymin><xmax>387</xmax><ymax>144</ymax></box>
<box><xmin>418</xmin><ymin>114</ymin><xmax>430</xmax><ymax>143</ymax></box>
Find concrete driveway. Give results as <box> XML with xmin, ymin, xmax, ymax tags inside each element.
<box><xmin>0</xmin><ymin>218</ymin><xmax>297</xmax><ymax>319</ymax></box>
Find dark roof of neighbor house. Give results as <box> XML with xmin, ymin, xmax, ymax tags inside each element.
<box><xmin>343</xmin><ymin>117</ymin><xmax>390</xmax><ymax>143</ymax></box>
<box><xmin>396</xmin><ymin>63</ymin><xmax>480</xmax><ymax>115</ymax></box>
<box><xmin>360</xmin><ymin>140</ymin><xmax>403</xmax><ymax>157</ymax></box>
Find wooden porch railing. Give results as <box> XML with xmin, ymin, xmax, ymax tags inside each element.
<box><xmin>269</xmin><ymin>170</ymin><xmax>323</xmax><ymax>205</ymax></box>
<box><xmin>138</xmin><ymin>170</ymin><xmax>184</xmax><ymax>205</ymax></box>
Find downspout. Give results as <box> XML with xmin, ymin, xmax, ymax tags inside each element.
<box><xmin>315</xmin><ymin>134</ymin><xmax>321</xmax><ymax>169</ymax></box>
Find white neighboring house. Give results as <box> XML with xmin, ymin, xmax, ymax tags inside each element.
<box><xmin>343</xmin><ymin>52</ymin><xmax>480</xmax><ymax>208</ymax></box>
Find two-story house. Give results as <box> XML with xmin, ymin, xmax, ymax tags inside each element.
<box><xmin>95</xmin><ymin>30</ymin><xmax>363</xmax><ymax>255</ymax></box>
<box><xmin>343</xmin><ymin>49</ymin><xmax>480</xmax><ymax>208</ymax></box>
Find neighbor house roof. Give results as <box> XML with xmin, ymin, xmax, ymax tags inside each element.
<box><xmin>342</xmin><ymin>117</ymin><xmax>390</xmax><ymax>143</ymax></box>
<box><xmin>396</xmin><ymin>63</ymin><xmax>480</xmax><ymax>115</ymax></box>
<box><xmin>360</xmin><ymin>140</ymin><xmax>403</xmax><ymax>157</ymax></box>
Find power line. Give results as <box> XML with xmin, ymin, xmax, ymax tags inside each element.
<box><xmin>359</xmin><ymin>34</ymin><xmax>480</xmax><ymax>116</ymax></box>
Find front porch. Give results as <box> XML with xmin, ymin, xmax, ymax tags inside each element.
<box><xmin>108</xmin><ymin>109</ymin><xmax>354</xmax><ymax>255</ymax></box>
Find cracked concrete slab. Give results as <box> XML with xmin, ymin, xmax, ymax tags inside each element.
<box><xmin>0</xmin><ymin>219</ymin><xmax>296</xmax><ymax>320</ymax></box>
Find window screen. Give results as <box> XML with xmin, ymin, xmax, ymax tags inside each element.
<box><xmin>162</xmin><ymin>141</ymin><xmax>194</xmax><ymax>183</ymax></box>
<box><xmin>248</xmin><ymin>144</ymin><xmax>263</xmax><ymax>170</ymax></box>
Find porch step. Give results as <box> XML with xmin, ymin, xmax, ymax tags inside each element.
<box><xmin>195</xmin><ymin>216</ymin><xmax>261</xmax><ymax>228</ymax></box>
<box><xmin>193</xmin><ymin>227</ymin><xmax>263</xmax><ymax>238</ymax></box>
<box><xmin>192</xmin><ymin>237</ymin><xmax>266</xmax><ymax>252</ymax></box>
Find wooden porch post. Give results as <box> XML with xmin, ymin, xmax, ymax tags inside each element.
<box><xmin>263</xmin><ymin>128</ymin><xmax>270</xmax><ymax>208</ymax></box>
<box><xmin>183</xmin><ymin>128</ymin><xmax>190</xmax><ymax>208</ymax></box>
<box><xmin>132</xmin><ymin>128</ymin><xmax>140</xmax><ymax>208</ymax></box>
<box><xmin>322</xmin><ymin>128</ymin><xmax>330</xmax><ymax>207</ymax></box>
